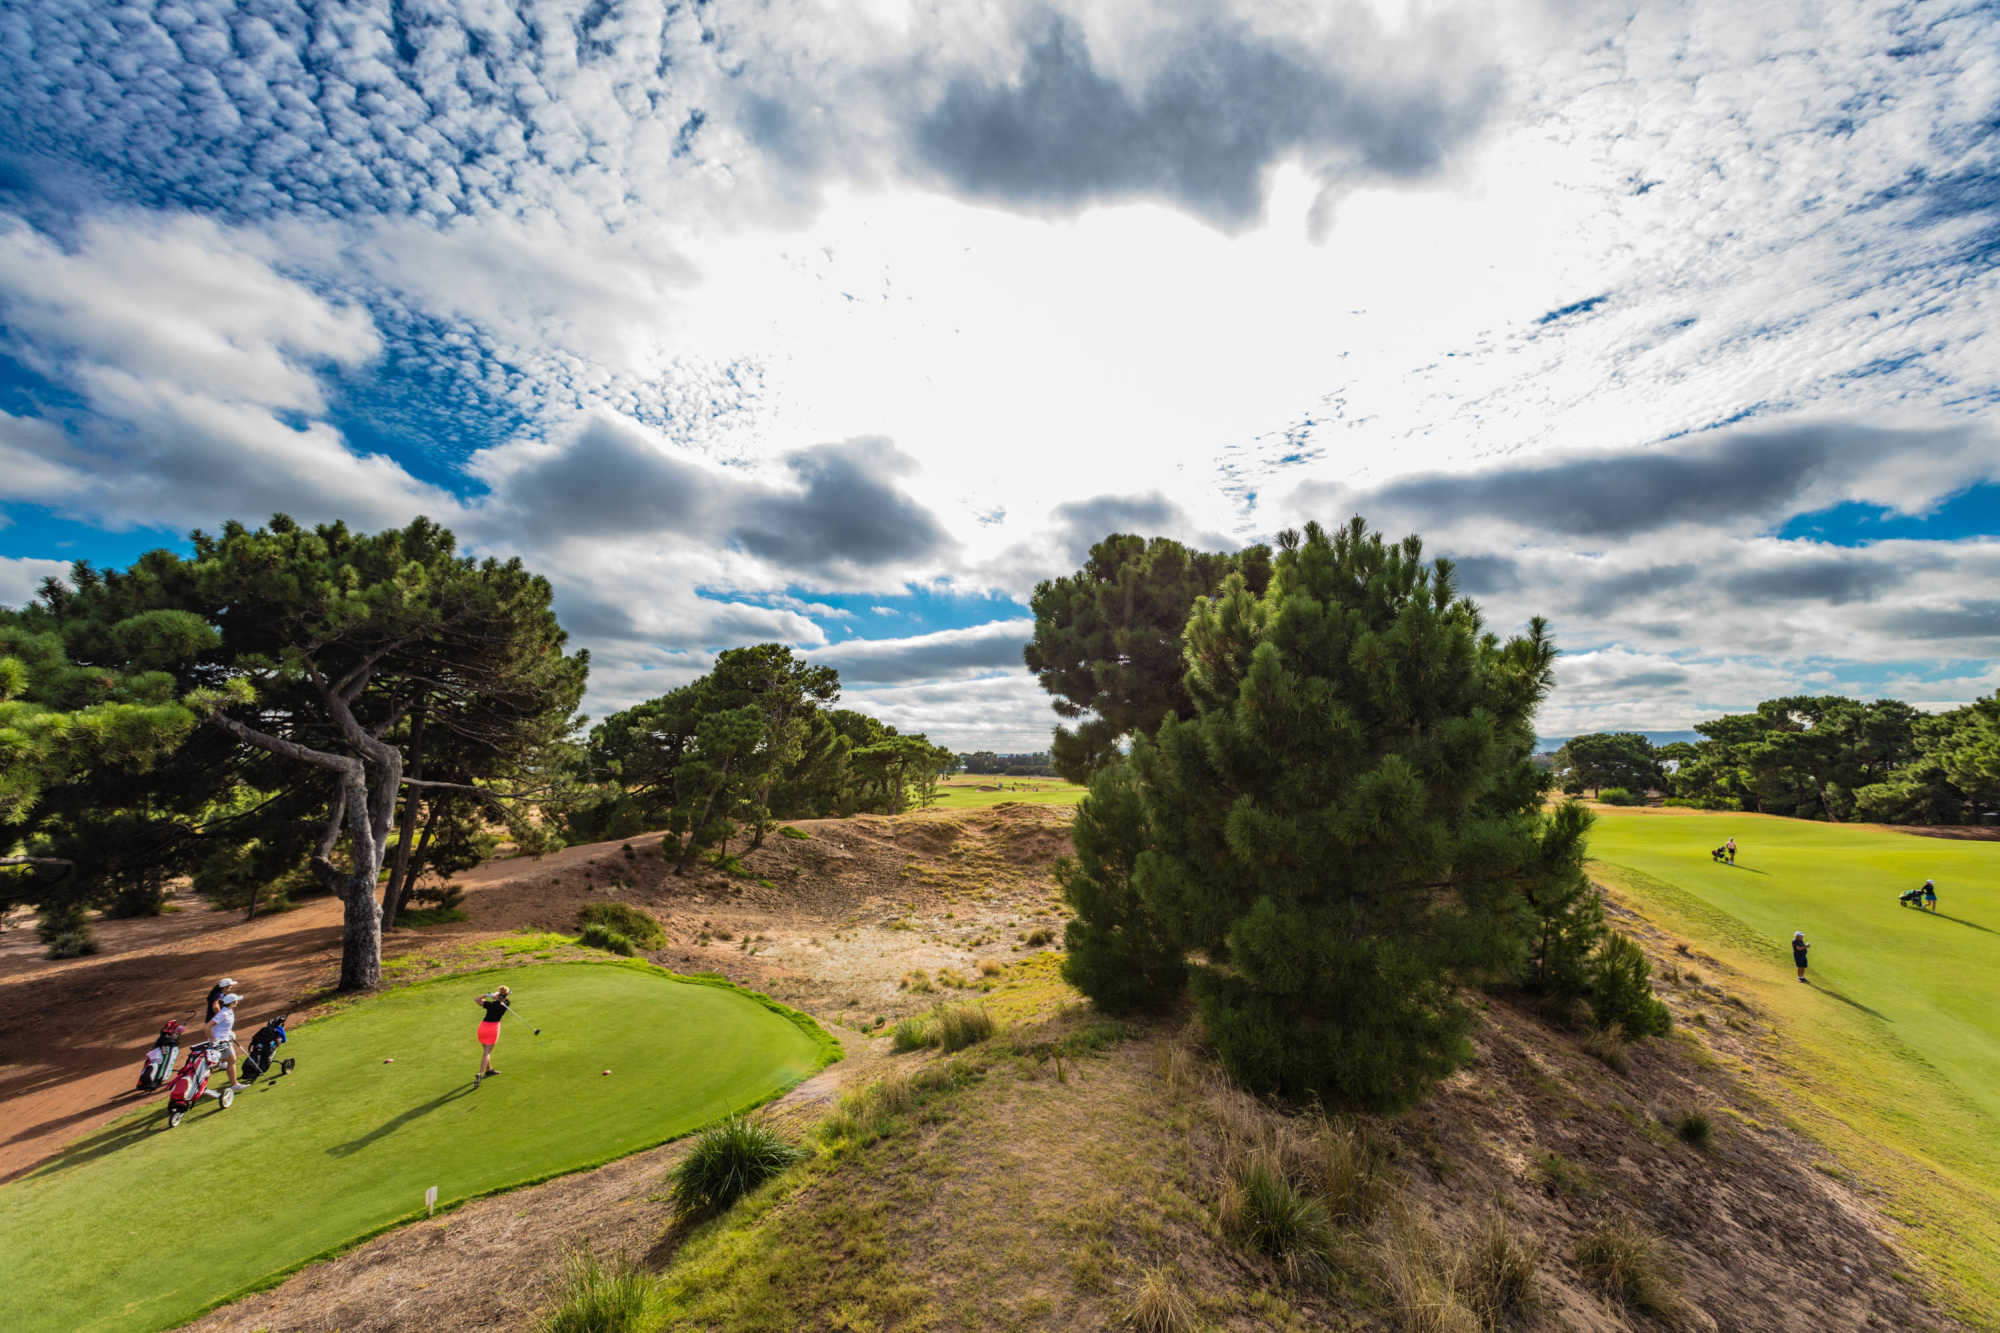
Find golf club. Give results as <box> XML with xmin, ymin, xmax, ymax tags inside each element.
<box><xmin>504</xmin><ymin>1001</ymin><xmax>541</xmax><ymax>1035</ymax></box>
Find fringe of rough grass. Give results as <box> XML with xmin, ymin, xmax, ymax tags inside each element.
<box><xmin>816</xmin><ymin>1060</ymin><xmax>980</xmax><ymax>1149</ymax></box>
<box><xmin>670</xmin><ymin>1116</ymin><xmax>805</xmax><ymax>1219</ymax></box>
<box><xmin>1378</xmin><ymin>1209</ymin><xmax>1540</xmax><ymax>1333</ymax></box>
<box><xmin>533</xmin><ymin>1246</ymin><xmax>653</xmax><ymax>1333</ymax></box>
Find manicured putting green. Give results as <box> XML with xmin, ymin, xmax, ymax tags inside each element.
<box><xmin>1586</xmin><ymin>810</ymin><xmax>2000</xmax><ymax>1316</ymax></box>
<box><xmin>0</xmin><ymin>960</ymin><xmax>835</xmax><ymax>1333</ymax></box>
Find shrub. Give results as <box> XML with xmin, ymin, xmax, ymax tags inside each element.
<box><xmin>1022</xmin><ymin>926</ymin><xmax>1054</xmax><ymax>948</ymax></box>
<box><xmin>1676</xmin><ymin>1109</ymin><xmax>1713</xmax><ymax>1148</ymax></box>
<box><xmin>1596</xmin><ymin>786</ymin><xmax>1642</xmax><ymax>806</ymax></box>
<box><xmin>533</xmin><ymin>1247</ymin><xmax>651</xmax><ymax>1333</ymax></box>
<box><xmin>977</xmin><ymin>958</ymin><xmax>1004</xmax><ymax>977</ymax></box>
<box><xmin>778</xmin><ymin>825</ymin><xmax>810</xmax><ymax>840</ymax></box>
<box><xmin>931</xmin><ymin>1002</ymin><xmax>995</xmax><ymax>1052</ymax></box>
<box><xmin>1128</xmin><ymin>1266</ymin><xmax>1198</xmax><ymax>1333</ymax></box>
<box><xmin>576</xmin><ymin>922</ymin><xmax>636</xmax><ymax>956</ymax></box>
<box><xmin>1462</xmin><ymin>1212</ymin><xmax>1540</xmax><ymax>1321</ymax></box>
<box><xmin>670</xmin><ymin>1116</ymin><xmax>804</xmax><ymax>1217</ymax></box>
<box><xmin>43</xmin><ymin>928</ymin><xmax>99</xmax><ymax>960</ymax></box>
<box><xmin>1662</xmin><ymin>795</ymin><xmax>1739</xmax><ymax>811</ymax></box>
<box><xmin>899</xmin><ymin>970</ymin><xmax>935</xmax><ymax>993</ymax></box>
<box><xmin>817</xmin><ymin>1071</ymin><xmax>918</xmax><ymax>1147</ymax></box>
<box><xmin>1226</xmin><ymin>1152</ymin><xmax>1333</xmax><ymax>1279</ymax></box>
<box><xmin>576</xmin><ymin>901</ymin><xmax>665</xmax><ymax>949</ymax></box>
<box><xmin>890</xmin><ymin>1018</ymin><xmax>931</xmax><ymax>1052</ymax></box>
<box><xmin>1588</xmin><ymin>934</ymin><xmax>1671</xmax><ymax>1038</ymax></box>
<box><xmin>1575</xmin><ymin>1220</ymin><xmax>1677</xmax><ymax>1316</ymax></box>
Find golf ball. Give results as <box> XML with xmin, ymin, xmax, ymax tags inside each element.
<box><xmin>602</xmin><ymin>1069</ymin><xmax>612</xmax><ymax>1075</ymax></box>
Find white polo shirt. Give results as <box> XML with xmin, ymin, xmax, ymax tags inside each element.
<box><xmin>211</xmin><ymin>1007</ymin><xmax>237</xmax><ymax>1047</ymax></box>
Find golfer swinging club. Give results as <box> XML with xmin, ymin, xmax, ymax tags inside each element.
<box><xmin>474</xmin><ymin>984</ymin><xmax>511</xmax><ymax>1085</ymax></box>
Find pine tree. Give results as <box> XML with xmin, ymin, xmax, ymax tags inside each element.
<box><xmin>1061</xmin><ymin>517</ymin><xmax>1582</xmax><ymax>1109</ymax></box>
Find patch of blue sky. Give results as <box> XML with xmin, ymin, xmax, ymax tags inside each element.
<box><xmin>725</xmin><ymin>585</ymin><xmax>1031</xmax><ymax>641</ymax></box>
<box><xmin>1773</xmin><ymin>483</ymin><xmax>2000</xmax><ymax>545</ymax></box>
<box><xmin>0</xmin><ymin>504</ymin><xmax>187</xmax><ymax>567</ymax></box>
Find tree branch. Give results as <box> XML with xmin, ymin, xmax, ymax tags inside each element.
<box><xmin>206</xmin><ymin>712</ymin><xmax>363</xmax><ymax>778</ymax></box>
<box><xmin>0</xmin><ymin>856</ymin><xmax>75</xmax><ymax>869</ymax></box>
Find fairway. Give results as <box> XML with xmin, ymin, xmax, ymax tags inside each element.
<box><xmin>0</xmin><ymin>961</ymin><xmax>835</xmax><ymax>1333</ymax></box>
<box><xmin>1587</xmin><ymin>809</ymin><xmax>2000</xmax><ymax>1318</ymax></box>
<box><xmin>929</xmin><ymin>777</ymin><xmax>1086</xmax><ymax>810</ymax></box>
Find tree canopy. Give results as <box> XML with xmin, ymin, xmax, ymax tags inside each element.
<box><xmin>3</xmin><ymin>516</ymin><xmax>587</xmax><ymax>986</ymax></box>
<box><xmin>1553</xmin><ymin>732</ymin><xmax>1664</xmax><ymax>796</ymax></box>
<box><xmin>1059</xmin><ymin>518</ymin><xmax>1658</xmax><ymax>1109</ymax></box>
<box><xmin>1024</xmin><ymin>533</ymin><xmax>1270</xmax><ymax>783</ymax></box>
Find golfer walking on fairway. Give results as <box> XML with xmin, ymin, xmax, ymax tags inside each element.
<box><xmin>1792</xmin><ymin>931</ymin><xmax>1810</xmax><ymax>984</ymax></box>
<box><xmin>475</xmin><ymin>984</ymin><xmax>511</xmax><ymax>1085</ymax></box>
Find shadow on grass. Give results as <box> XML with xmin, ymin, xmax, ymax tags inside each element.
<box><xmin>326</xmin><ymin>1083</ymin><xmax>476</xmax><ymax>1158</ymax></box>
<box><xmin>1817</xmin><ymin>986</ymin><xmax>1892</xmax><ymax>1022</ymax></box>
<box><xmin>1930</xmin><ymin>911</ymin><xmax>1997</xmax><ymax>936</ymax></box>
<box><xmin>21</xmin><ymin>1111</ymin><xmax>164</xmax><ymax>1180</ymax></box>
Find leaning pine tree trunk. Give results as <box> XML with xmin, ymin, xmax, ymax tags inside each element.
<box><xmin>337</xmin><ymin>873</ymin><xmax>385</xmax><ymax>992</ymax></box>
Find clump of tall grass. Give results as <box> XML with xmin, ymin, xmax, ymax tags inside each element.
<box><xmin>1676</xmin><ymin>1109</ymin><xmax>1713</xmax><ymax>1148</ymax></box>
<box><xmin>889</xmin><ymin>1002</ymin><xmax>995</xmax><ymax>1054</ymax></box>
<box><xmin>1222</xmin><ymin>1151</ymin><xmax>1333</xmax><ymax>1281</ymax></box>
<box><xmin>576</xmin><ymin>901</ymin><xmax>664</xmax><ymax>949</ymax></box>
<box><xmin>669</xmin><ymin>1116</ymin><xmax>804</xmax><ymax>1218</ymax></box>
<box><xmin>1127</xmin><ymin>1265</ymin><xmax>1198</xmax><ymax>1333</ymax></box>
<box><xmin>1461</xmin><ymin>1212</ymin><xmax>1541</xmax><ymax>1322</ymax></box>
<box><xmin>533</xmin><ymin>1247</ymin><xmax>652</xmax><ymax>1333</ymax></box>
<box><xmin>1575</xmin><ymin>1219</ymin><xmax>1677</xmax><ymax>1316</ymax></box>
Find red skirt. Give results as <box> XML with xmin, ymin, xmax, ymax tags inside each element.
<box><xmin>477</xmin><ymin>1020</ymin><xmax>501</xmax><ymax>1045</ymax></box>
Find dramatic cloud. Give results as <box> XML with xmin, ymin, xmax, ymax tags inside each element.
<box><xmin>813</xmin><ymin>620</ymin><xmax>1036</xmax><ymax>685</ymax></box>
<box><xmin>4</xmin><ymin>0</ymin><xmax>2000</xmax><ymax>739</ymax></box>
<box><xmin>912</xmin><ymin>15</ymin><xmax>1496</xmax><ymax>229</ymax></box>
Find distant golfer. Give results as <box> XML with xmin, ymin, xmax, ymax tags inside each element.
<box><xmin>1726</xmin><ymin>837</ymin><xmax>1737</xmax><ymax>865</ymax></box>
<box><xmin>1923</xmin><ymin>879</ymin><xmax>1937</xmax><ymax>911</ymax></box>
<box><xmin>1792</xmin><ymin>931</ymin><xmax>1810</xmax><ymax>984</ymax></box>
<box><xmin>475</xmin><ymin>985</ymin><xmax>511</xmax><ymax>1084</ymax></box>
<box><xmin>205</xmin><ymin>976</ymin><xmax>237</xmax><ymax>1021</ymax></box>
<box><xmin>207</xmin><ymin>991</ymin><xmax>246</xmax><ymax>1090</ymax></box>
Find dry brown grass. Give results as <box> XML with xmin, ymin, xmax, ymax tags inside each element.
<box><xmin>1126</xmin><ymin>1265</ymin><xmax>1198</xmax><ymax>1333</ymax></box>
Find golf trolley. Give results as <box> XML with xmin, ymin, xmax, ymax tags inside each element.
<box><xmin>162</xmin><ymin>1041</ymin><xmax>233</xmax><ymax>1128</ymax></box>
<box><xmin>240</xmin><ymin>1013</ymin><xmax>295</xmax><ymax>1082</ymax></box>
<box><xmin>136</xmin><ymin>1019</ymin><xmax>185</xmax><ymax>1092</ymax></box>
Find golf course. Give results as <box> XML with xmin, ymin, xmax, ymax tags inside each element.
<box><xmin>0</xmin><ymin>960</ymin><xmax>836</xmax><ymax>1333</ymax></box>
<box><xmin>1587</xmin><ymin>808</ymin><xmax>2000</xmax><ymax>1314</ymax></box>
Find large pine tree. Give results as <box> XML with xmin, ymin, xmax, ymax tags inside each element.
<box><xmin>1061</xmin><ymin>517</ymin><xmax>1582</xmax><ymax>1108</ymax></box>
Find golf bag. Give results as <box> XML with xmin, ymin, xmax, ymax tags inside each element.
<box><xmin>1900</xmin><ymin>888</ymin><xmax>1925</xmax><ymax>907</ymax></box>
<box><xmin>163</xmin><ymin>1041</ymin><xmax>233</xmax><ymax>1128</ymax></box>
<box><xmin>137</xmin><ymin>1019</ymin><xmax>185</xmax><ymax>1092</ymax></box>
<box><xmin>241</xmin><ymin>1014</ymin><xmax>293</xmax><ymax>1082</ymax></box>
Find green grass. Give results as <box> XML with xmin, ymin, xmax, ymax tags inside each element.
<box><xmin>0</xmin><ymin>960</ymin><xmax>836</xmax><ymax>1333</ymax></box>
<box><xmin>925</xmin><ymin>776</ymin><xmax>1087</xmax><ymax>810</ymax></box>
<box><xmin>1586</xmin><ymin>808</ymin><xmax>2000</xmax><ymax>1317</ymax></box>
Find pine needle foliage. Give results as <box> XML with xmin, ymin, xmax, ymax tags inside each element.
<box><xmin>1061</xmin><ymin>517</ymin><xmax>1582</xmax><ymax>1109</ymax></box>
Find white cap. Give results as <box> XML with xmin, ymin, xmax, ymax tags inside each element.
<box><xmin>219</xmin><ymin>977</ymin><xmax>236</xmax><ymax>988</ymax></box>
<box><xmin>220</xmin><ymin>993</ymin><xmax>240</xmax><ymax>1007</ymax></box>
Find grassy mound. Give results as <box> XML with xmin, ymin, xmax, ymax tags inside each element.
<box><xmin>0</xmin><ymin>960</ymin><xmax>836</xmax><ymax>1333</ymax></box>
<box><xmin>1588</xmin><ymin>808</ymin><xmax>2000</xmax><ymax>1315</ymax></box>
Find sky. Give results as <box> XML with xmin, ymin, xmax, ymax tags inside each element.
<box><xmin>1</xmin><ymin>0</ymin><xmax>1997</xmax><ymax>751</ymax></box>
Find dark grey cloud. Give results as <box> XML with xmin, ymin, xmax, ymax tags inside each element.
<box><xmin>1440</xmin><ymin>553</ymin><xmax>1522</xmax><ymax>596</ymax></box>
<box><xmin>1599</xmin><ymin>668</ymin><xmax>1693</xmax><ymax>690</ymax></box>
<box><xmin>1566</xmin><ymin>564</ymin><xmax>1701</xmax><ymax>618</ymax></box>
<box><xmin>1716</xmin><ymin>551</ymin><xmax>1919</xmax><ymax>605</ymax></box>
<box><xmin>480</xmin><ymin>416</ymin><xmax>713</xmax><ymax>540</ymax></box>
<box><xmin>1872</xmin><ymin>601</ymin><xmax>2000</xmax><ymax>640</ymax></box>
<box><xmin>476</xmin><ymin>423</ymin><xmax>955</xmax><ymax>578</ymax></box>
<box><xmin>812</xmin><ymin>619</ymin><xmax>1035</xmax><ymax>684</ymax></box>
<box><xmin>912</xmin><ymin>17</ymin><xmax>1496</xmax><ymax>230</ymax></box>
<box><xmin>1300</xmin><ymin>421</ymin><xmax>1991</xmax><ymax>539</ymax></box>
<box><xmin>733</xmin><ymin>438</ymin><xmax>956</xmax><ymax>574</ymax></box>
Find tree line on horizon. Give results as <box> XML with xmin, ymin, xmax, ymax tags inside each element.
<box><xmin>0</xmin><ymin>515</ymin><xmax>953</xmax><ymax>986</ymax></box>
<box><xmin>1551</xmin><ymin>698</ymin><xmax>2000</xmax><ymax>823</ymax></box>
<box><xmin>1024</xmin><ymin>521</ymin><xmax>1669</xmax><ymax>1111</ymax></box>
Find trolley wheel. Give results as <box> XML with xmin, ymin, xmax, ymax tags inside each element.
<box><xmin>167</xmin><ymin>1108</ymin><xmax>185</xmax><ymax>1128</ymax></box>
<box><xmin>220</xmin><ymin>1088</ymin><xmax>235</xmax><ymax>1110</ymax></box>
